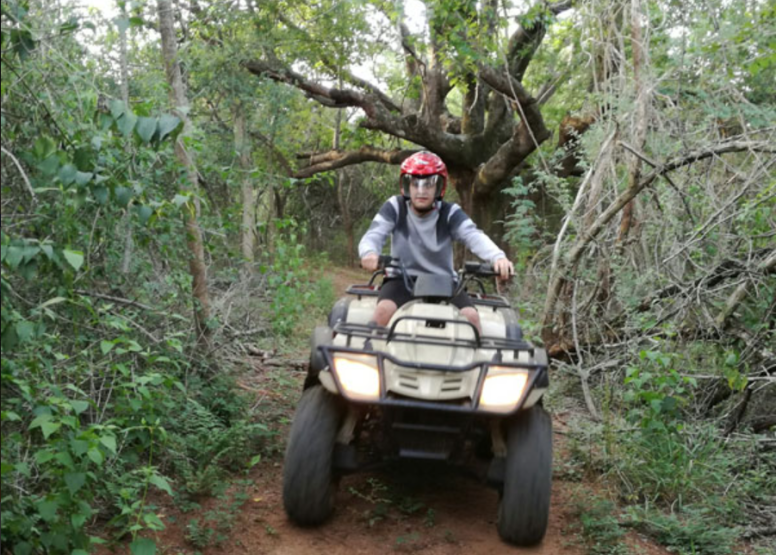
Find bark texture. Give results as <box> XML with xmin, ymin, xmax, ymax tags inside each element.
<box><xmin>157</xmin><ymin>0</ymin><xmax>212</xmax><ymax>347</ymax></box>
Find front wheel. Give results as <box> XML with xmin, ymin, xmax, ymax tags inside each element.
<box><xmin>497</xmin><ymin>405</ymin><xmax>553</xmax><ymax>546</ymax></box>
<box><xmin>283</xmin><ymin>385</ymin><xmax>344</xmax><ymax>525</ymax></box>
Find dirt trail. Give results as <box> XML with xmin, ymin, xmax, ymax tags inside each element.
<box><xmin>153</xmin><ymin>419</ymin><xmax>589</xmax><ymax>555</ymax></box>
<box><xmin>145</xmin><ymin>266</ymin><xmax>670</xmax><ymax>555</ymax></box>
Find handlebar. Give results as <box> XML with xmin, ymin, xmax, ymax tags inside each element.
<box><xmin>462</xmin><ymin>261</ymin><xmax>499</xmax><ymax>278</ymax></box>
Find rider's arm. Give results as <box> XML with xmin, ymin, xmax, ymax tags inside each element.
<box><xmin>359</xmin><ymin>197</ymin><xmax>399</xmax><ymax>266</ymax></box>
<box><xmin>447</xmin><ymin>204</ymin><xmax>506</xmax><ymax>264</ymax></box>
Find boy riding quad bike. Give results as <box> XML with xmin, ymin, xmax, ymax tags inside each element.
<box><xmin>282</xmin><ymin>257</ymin><xmax>552</xmax><ymax>546</ymax></box>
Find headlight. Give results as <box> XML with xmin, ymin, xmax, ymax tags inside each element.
<box><xmin>332</xmin><ymin>354</ymin><xmax>380</xmax><ymax>401</ymax></box>
<box><xmin>478</xmin><ymin>367</ymin><xmax>530</xmax><ymax>413</ymax></box>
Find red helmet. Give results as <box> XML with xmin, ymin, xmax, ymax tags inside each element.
<box><xmin>400</xmin><ymin>151</ymin><xmax>448</xmax><ymax>200</ymax></box>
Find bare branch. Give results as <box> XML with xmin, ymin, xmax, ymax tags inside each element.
<box><xmin>715</xmin><ymin>250</ymin><xmax>776</xmax><ymax>328</ymax></box>
<box><xmin>294</xmin><ymin>146</ymin><xmax>419</xmax><ymax>178</ymax></box>
<box><xmin>243</xmin><ymin>59</ymin><xmax>371</xmax><ymax>109</ymax></box>
<box><xmin>1</xmin><ymin>145</ymin><xmax>36</xmax><ymax>202</ymax></box>
<box><xmin>276</xmin><ymin>13</ymin><xmax>402</xmax><ymax>114</ymax></box>
<box><xmin>542</xmin><ymin>140</ymin><xmax>775</xmax><ymax>331</ymax></box>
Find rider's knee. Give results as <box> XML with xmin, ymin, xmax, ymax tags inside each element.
<box><xmin>461</xmin><ymin>307</ymin><xmax>481</xmax><ymax>332</ymax></box>
<box><xmin>373</xmin><ymin>300</ymin><xmax>398</xmax><ymax>326</ymax></box>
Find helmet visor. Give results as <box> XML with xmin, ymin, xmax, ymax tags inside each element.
<box><xmin>402</xmin><ymin>174</ymin><xmax>443</xmax><ymax>195</ymax></box>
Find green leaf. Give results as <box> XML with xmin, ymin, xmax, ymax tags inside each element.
<box><xmin>118</xmin><ymin>110</ymin><xmax>138</xmax><ymax>137</ymax></box>
<box><xmin>5</xmin><ymin>246</ymin><xmax>24</xmax><ymax>269</ymax></box>
<box><xmin>110</xmin><ymin>99</ymin><xmax>125</xmax><ymax>119</ymax></box>
<box><xmin>69</xmin><ymin>400</ymin><xmax>89</xmax><ymax>415</ymax></box>
<box><xmin>22</xmin><ymin>245</ymin><xmax>40</xmax><ymax>262</ymax></box>
<box><xmin>15</xmin><ymin>321</ymin><xmax>35</xmax><ymax>342</ymax></box>
<box><xmin>39</xmin><ymin>296</ymin><xmax>67</xmax><ymax>308</ymax></box>
<box><xmin>143</xmin><ymin>512</ymin><xmax>165</xmax><ymax>530</ymax></box>
<box><xmin>1</xmin><ymin>460</ymin><xmax>14</xmax><ymax>476</ymax></box>
<box><xmin>35</xmin><ymin>450</ymin><xmax>56</xmax><ymax>464</ymax></box>
<box><xmin>14</xmin><ymin>461</ymin><xmax>29</xmax><ymax>478</ymax></box>
<box><xmin>172</xmin><ymin>193</ymin><xmax>190</xmax><ymax>208</ymax></box>
<box><xmin>100</xmin><ymin>340</ymin><xmax>115</xmax><ymax>354</ymax></box>
<box><xmin>99</xmin><ymin>435</ymin><xmax>117</xmax><ymax>454</ymax></box>
<box><xmin>33</xmin><ymin>136</ymin><xmax>57</xmax><ymax>160</ymax></box>
<box><xmin>157</xmin><ymin>114</ymin><xmax>181</xmax><ymax>142</ymax></box>
<box><xmin>41</xmin><ymin>421</ymin><xmax>61</xmax><ymax>439</ymax></box>
<box><xmin>114</xmin><ymin>186</ymin><xmax>133</xmax><ymax>208</ymax></box>
<box><xmin>2</xmin><ymin>411</ymin><xmax>22</xmax><ymax>421</ymax></box>
<box><xmin>74</xmin><ymin>171</ymin><xmax>93</xmax><ymax>187</ymax></box>
<box><xmin>87</xmin><ymin>448</ymin><xmax>104</xmax><ymax>466</ymax></box>
<box><xmin>129</xmin><ymin>538</ymin><xmax>156</xmax><ymax>555</ymax></box>
<box><xmin>64</xmin><ymin>472</ymin><xmax>86</xmax><ymax>494</ymax></box>
<box><xmin>38</xmin><ymin>155</ymin><xmax>60</xmax><ymax>176</ymax></box>
<box><xmin>93</xmin><ymin>185</ymin><xmax>109</xmax><ymax>204</ymax></box>
<box><xmin>135</xmin><ymin>117</ymin><xmax>157</xmax><ymax>144</ymax></box>
<box><xmin>13</xmin><ymin>542</ymin><xmax>33</xmax><ymax>555</ymax></box>
<box><xmin>71</xmin><ymin>511</ymin><xmax>88</xmax><ymax>529</ymax></box>
<box><xmin>37</xmin><ymin>499</ymin><xmax>59</xmax><ymax>522</ymax></box>
<box><xmin>58</xmin><ymin>163</ymin><xmax>78</xmax><ymax>185</ymax></box>
<box><xmin>135</xmin><ymin>205</ymin><xmax>153</xmax><ymax>224</ymax></box>
<box><xmin>149</xmin><ymin>474</ymin><xmax>173</xmax><ymax>496</ymax></box>
<box><xmin>63</xmin><ymin>249</ymin><xmax>84</xmax><ymax>271</ymax></box>
<box><xmin>70</xmin><ymin>439</ymin><xmax>89</xmax><ymax>455</ymax></box>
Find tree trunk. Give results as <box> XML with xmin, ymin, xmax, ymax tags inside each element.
<box><xmin>157</xmin><ymin>0</ymin><xmax>212</xmax><ymax>348</ymax></box>
<box><xmin>119</xmin><ymin>10</ymin><xmax>134</xmax><ymax>275</ymax></box>
<box><xmin>332</xmin><ymin>76</ymin><xmax>355</xmax><ymax>266</ymax></box>
<box><xmin>234</xmin><ymin>104</ymin><xmax>256</xmax><ymax>271</ymax></box>
<box><xmin>618</xmin><ymin>0</ymin><xmax>650</xmax><ymax>244</ymax></box>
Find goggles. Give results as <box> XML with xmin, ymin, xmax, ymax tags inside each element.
<box><xmin>401</xmin><ymin>174</ymin><xmax>443</xmax><ymax>193</ymax></box>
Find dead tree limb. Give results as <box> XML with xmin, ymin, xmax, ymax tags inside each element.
<box><xmin>541</xmin><ymin>140</ymin><xmax>774</xmax><ymax>340</ymax></box>
<box><xmin>715</xmin><ymin>249</ymin><xmax>776</xmax><ymax>328</ymax></box>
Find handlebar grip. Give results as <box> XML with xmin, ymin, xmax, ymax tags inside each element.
<box><xmin>463</xmin><ymin>261</ymin><xmax>498</xmax><ymax>276</ymax></box>
<box><xmin>377</xmin><ymin>255</ymin><xmax>395</xmax><ymax>269</ymax></box>
<box><xmin>479</xmin><ymin>263</ymin><xmax>496</xmax><ymax>275</ymax></box>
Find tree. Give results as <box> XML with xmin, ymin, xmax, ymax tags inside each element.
<box><xmin>157</xmin><ymin>0</ymin><xmax>212</xmax><ymax>347</ymax></box>
<box><xmin>243</xmin><ymin>0</ymin><xmax>575</xmax><ymax>237</ymax></box>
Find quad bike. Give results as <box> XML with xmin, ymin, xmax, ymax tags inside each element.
<box><xmin>282</xmin><ymin>257</ymin><xmax>552</xmax><ymax>546</ymax></box>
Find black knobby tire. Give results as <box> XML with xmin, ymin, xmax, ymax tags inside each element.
<box><xmin>304</xmin><ymin>326</ymin><xmax>332</xmax><ymax>389</ymax></box>
<box><xmin>497</xmin><ymin>405</ymin><xmax>553</xmax><ymax>546</ymax></box>
<box><xmin>283</xmin><ymin>385</ymin><xmax>344</xmax><ymax>525</ymax></box>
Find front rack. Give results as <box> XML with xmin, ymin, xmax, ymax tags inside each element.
<box><xmin>333</xmin><ymin>316</ymin><xmax>533</xmax><ymax>355</ymax></box>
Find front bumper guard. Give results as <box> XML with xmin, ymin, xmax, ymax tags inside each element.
<box><xmin>319</xmin><ymin>344</ymin><xmax>548</xmax><ymax>417</ymax></box>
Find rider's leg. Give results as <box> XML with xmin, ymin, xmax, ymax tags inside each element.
<box><xmin>372</xmin><ymin>299</ymin><xmax>398</xmax><ymax>326</ymax></box>
<box><xmin>460</xmin><ymin>306</ymin><xmax>481</xmax><ymax>333</ymax></box>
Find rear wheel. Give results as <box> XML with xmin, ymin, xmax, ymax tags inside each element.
<box><xmin>497</xmin><ymin>405</ymin><xmax>553</xmax><ymax>545</ymax></box>
<box><xmin>283</xmin><ymin>385</ymin><xmax>344</xmax><ymax>525</ymax></box>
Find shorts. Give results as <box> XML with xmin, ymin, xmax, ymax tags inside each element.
<box><xmin>378</xmin><ymin>277</ymin><xmax>474</xmax><ymax>310</ymax></box>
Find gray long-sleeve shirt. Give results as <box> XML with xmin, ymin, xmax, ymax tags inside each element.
<box><xmin>358</xmin><ymin>196</ymin><xmax>506</xmax><ymax>278</ymax></box>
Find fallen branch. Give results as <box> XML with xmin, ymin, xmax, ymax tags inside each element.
<box><xmin>263</xmin><ymin>359</ymin><xmax>307</xmax><ymax>370</ymax></box>
<box><xmin>74</xmin><ymin>289</ymin><xmax>156</xmax><ymax>312</ymax></box>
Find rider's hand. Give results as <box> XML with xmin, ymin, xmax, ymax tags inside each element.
<box><xmin>361</xmin><ymin>253</ymin><xmax>380</xmax><ymax>272</ymax></box>
<box><xmin>493</xmin><ymin>257</ymin><xmax>514</xmax><ymax>282</ymax></box>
